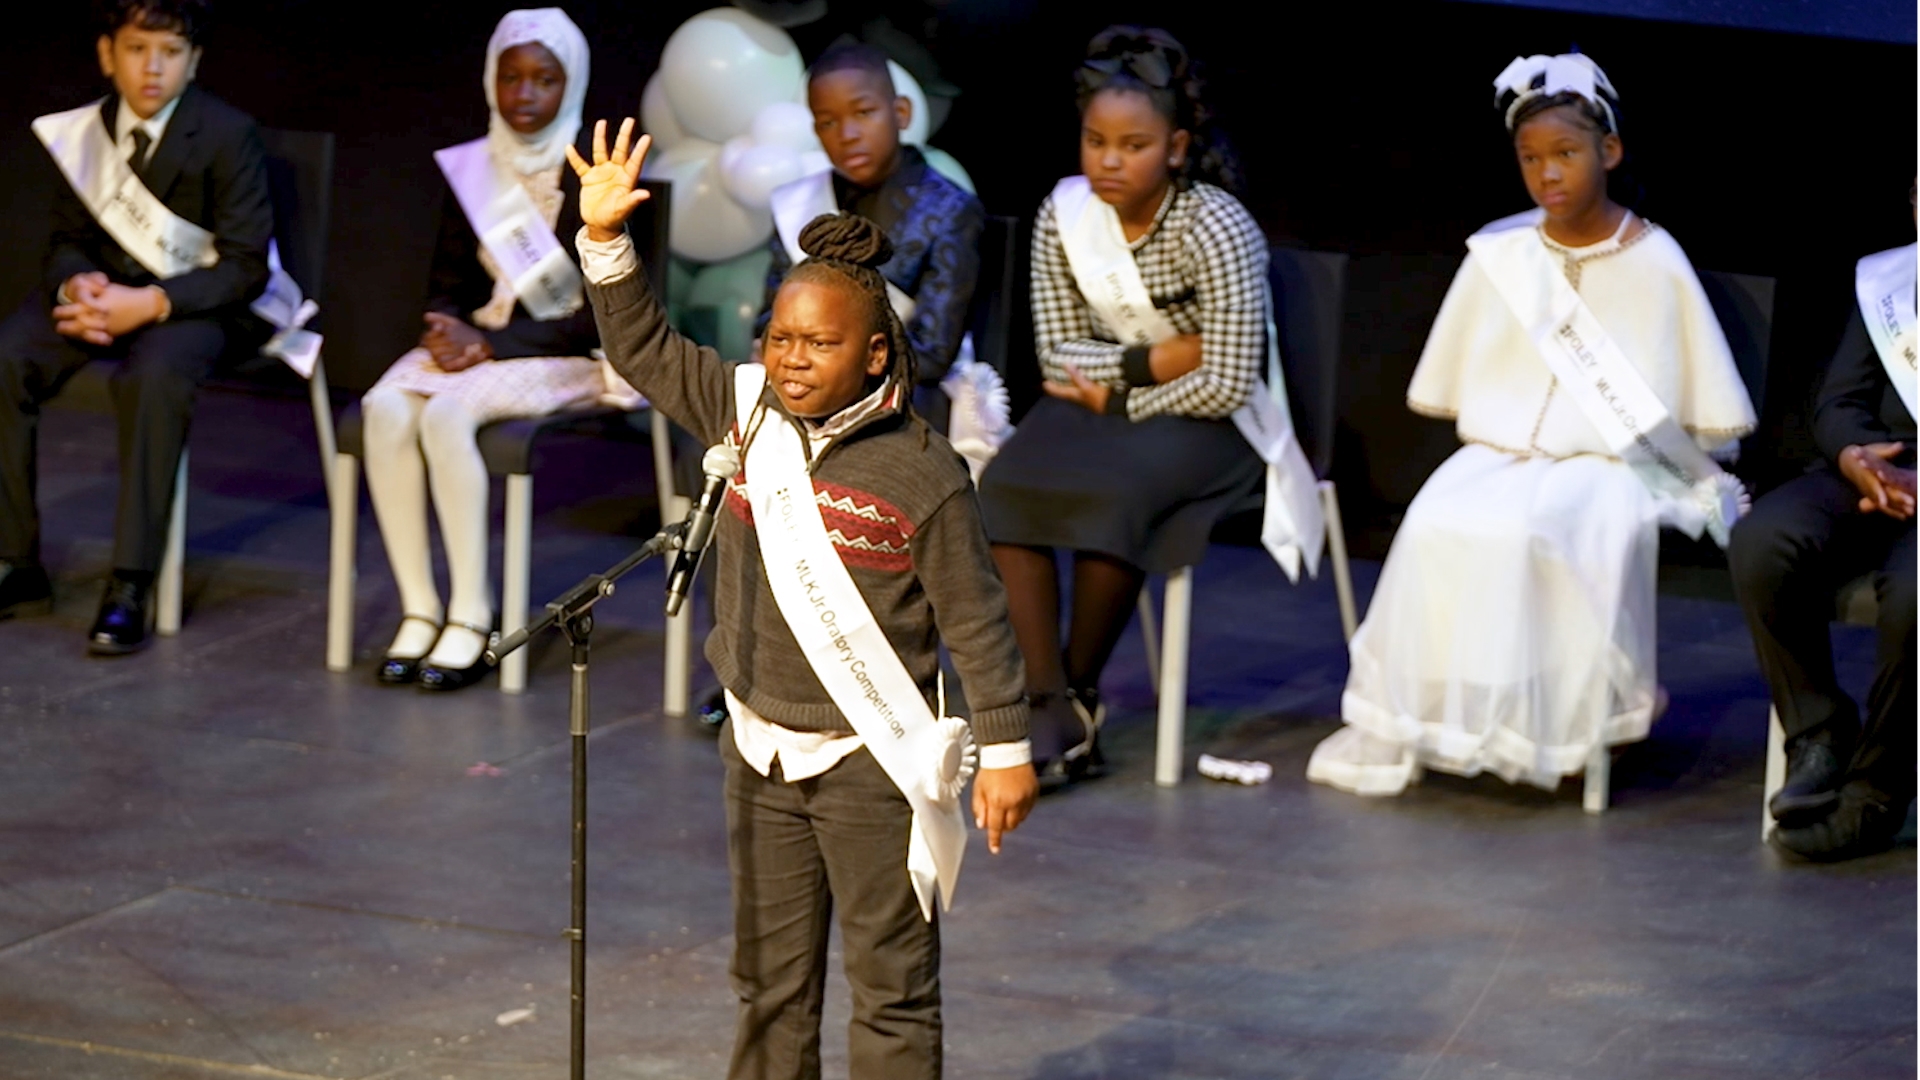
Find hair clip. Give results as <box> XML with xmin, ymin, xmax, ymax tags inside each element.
<box><xmin>1080</xmin><ymin>49</ymin><xmax>1172</xmax><ymax>90</ymax></box>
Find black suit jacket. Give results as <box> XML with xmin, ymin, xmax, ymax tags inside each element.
<box><xmin>40</xmin><ymin>85</ymin><xmax>273</xmax><ymax>321</ymax></box>
<box><xmin>1814</xmin><ymin>306</ymin><xmax>1918</xmax><ymax>469</ymax></box>
<box><xmin>424</xmin><ymin>164</ymin><xmax>599</xmax><ymax>360</ymax></box>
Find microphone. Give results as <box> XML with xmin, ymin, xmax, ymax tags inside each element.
<box><xmin>665</xmin><ymin>442</ymin><xmax>741</xmax><ymax>617</ymax></box>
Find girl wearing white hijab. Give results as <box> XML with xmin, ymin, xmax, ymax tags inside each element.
<box><xmin>361</xmin><ymin>8</ymin><xmax>606</xmax><ymax>691</ymax></box>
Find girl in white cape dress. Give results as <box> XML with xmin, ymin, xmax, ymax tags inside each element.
<box><xmin>1307</xmin><ymin>53</ymin><xmax>1755</xmax><ymax>796</ymax></box>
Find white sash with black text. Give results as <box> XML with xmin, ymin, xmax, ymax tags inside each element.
<box><xmin>434</xmin><ymin>138</ymin><xmax>582</xmax><ymax>322</ymax></box>
<box><xmin>733</xmin><ymin>364</ymin><xmax>974</xmax><ymax>921</ymax></box>
<box><xmin>1854</xmin><ymin>242</ymin><xmax>1918</xmax><ymax>422</ymax></box>
<box><xmin>35</xmin><ymin>99</ymin><xmax>323</xmax><ymax>377</ymax></box>
<box><xmin>1050</xmin><ymin>176</ymin><xmax>1324</xmax><ymax>580</ymax></box>
<box><xmin>1468</xmin><ymin>218</ymin><xmax>1748</xmax><ymax>546</ymax></box>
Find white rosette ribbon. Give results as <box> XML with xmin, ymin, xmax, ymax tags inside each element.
<box><xmin>1698</xmin><ymin>472</ymin><xmax>1750</xmax><ymax>549</ymax></box>
<box><xmin>926</xmin><ymin>715</ymin><xmax>978</xmax><ymax>807</ymax></box>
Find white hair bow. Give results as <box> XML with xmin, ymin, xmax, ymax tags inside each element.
<box><xmin>1493</xmin><ymin>53</ymin><xmax>1618</xmax><ymax>133</ymax></box>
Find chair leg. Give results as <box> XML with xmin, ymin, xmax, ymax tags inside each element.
<box><xmin>308</xmin><ymin>358</ymin><xmax>337</xmax><ymax>506</ymax></box>
<box><xmin>500</xmin><ymin>473</ymin><xmax>533</xmax><ymax>694</ymax></box>
<box><xmin>156</xmin><ymin>451</ymin><xmax>187</xmax><ymax>636</ymax></box>
<box><xmin>1762</xmin><ymin>706</ymin><xmax>1786</xmax><ymax>841</ymax></box>
<box><xmin>1137</xmin><ymin>588</ymin><xmax>1161</xmax><ymax>696</ymax></box>
<box><xmin>662</xmin><ymin>491</ymin><xmax>693</xmax><ymax>718</ymax></box>
<box><xmin>1319</xmin><ymin>480</ymin><xmax>1358</xmax><ymax>642</ymax></box>
<box><xmin>1154</xmin><ymin>566</ymin><xmax>1193</xmax><ymax>788</ymax></box>
<box><xmin>326</xmin><ymin>453</ymin><xmax>359</xmax><ymax>672</ymax></box>
<box><xmin>1583</xmin><ymin>740</ymin><xmax>1610</xmax><ymax>814</ymax></box>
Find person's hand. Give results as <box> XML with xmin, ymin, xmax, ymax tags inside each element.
<box><xmin>972</xmin><ymin>765</ymin><xmax>1038</xmax><ymax>854</ymax></box>
<box><xmin>1839</xmin><ymin>442</ymin><xmax>1916</xmax><ymax>519</ymax></box>
<box><xmin>422</xmin><ymin>312</ymin><xmax>493</xmax><ymax>371</ymax></box>
<box><xmin>93</xmin><ymin>284</ymin><xmax>167</xmax><ymax>337</ymax></box>
<box><xmin>1042</xmin><ymin>365</ymin><xmax>1112</xmax><ymax>415</ymax></box>
<box><xmin>61</xmin><ymin>271</ymin><xmax>109</xmax><ymax>306</ymax></box>
<box><xmin>52</xmin><ymin>297</ymin><xmax>112</xmax><ymax>344</ymax></box>
<box><xmin>1148</xmin><ymin>333</ymin><xmax>1203</xmax><ymax>383</ymax></box>
<box><xmin>564</xmin><ymin>119</ymin><xmax>652</xmax><ymax>243</ymax></box>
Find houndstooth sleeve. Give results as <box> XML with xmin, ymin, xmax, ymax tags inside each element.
<box><xmin>1125</xmin><ymin>190</ymin><xmax>1266</xmax><ymax>420</ymax></box>
<box><xmin>1030</xmin><ymin>195</ymin><xmax>1129</xmax><ymax>387</ymax></box>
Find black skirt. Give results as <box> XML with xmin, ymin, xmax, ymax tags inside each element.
<box><xmin>977</xmin><ymin>396</ymin><xmax>1263</xmax><ymax>574</ymax></box>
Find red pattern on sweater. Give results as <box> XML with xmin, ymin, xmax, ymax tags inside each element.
<box><xmin>725</xmin><ymin>476</ymin><xmax>916</xmax><ymax>572</ymax></box>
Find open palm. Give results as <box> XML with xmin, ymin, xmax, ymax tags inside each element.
<box><xmin>565</xmin><ymin>118</ymin><xmax>652</xmax><ymax>238</ymax></box>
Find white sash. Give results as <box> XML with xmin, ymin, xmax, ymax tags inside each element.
<box><xmin>434</xmin><ymin>138</ymin><xmax>582</xmax><ymax>323</ymax></box>
<box><xmin>1048</xmin><ymin>176</ymin><xmax>1324</xmax><ymax>580</ymax></box>
<box><xmin>1468</xmin><ymin>220</ymin><xmax>1748</xmax><ymax>547</ymax></box>
<box><xmin>732</xmin><ymin>364</ymin><xmax>975</xmax><ymax>921</ymax></box>
<box><xmin>1854</xmin><ymin>243</ymin><xmax>1918</xmax><ymax>422</ymax></box>
<box><xmin>33</xmin><ymin>100</ymin><xmax>216</xmax><ymax>281</ymax></box>
<box><xmin>34</xmin><ymin>100</ymin><xmax>323</xmax><ymax>378</ymax></box>
<box><xmin>769</xmin><ymin>169</ymin><xmax>917</xmax><ymax>323</ymax></box>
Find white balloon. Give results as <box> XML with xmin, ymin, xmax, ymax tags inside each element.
<box><xmin>640</xmin><ymin>71</ymin><xmax>688</xmax><ymax>151</ymax></box>
<box><xmin>653</xmin><ymin>152</ymin><xmax>773</xmax><ymax>264</ymax></box>
<box><xmin>750</xmin><ymin>100</ymin><xmax>821</xmax><ymax>154</ymax></box>
<box><xmin>718</xmin><ymin>134</ymin><xmax>755</xmax><ymax>180</ymax></box>
<box><xmin>887</xmin><ymin>60</ymin><xmax>930</xmax><ymax>147</ymax></box>
<box><xmin>798</xmin><ymin>149</ymin><xmax>831</xmax><ymax>176</ymax></box>
<box><xmin>919</xmin><ymin>146</ymin><xmax>975</xmax><ymax>195</ymax></box>
<box><xmin>640</xmin><ymin>136</ymin><xmax>721</xmax><ymax>179</ymax></box>
<box><xmin>660</xmin><ymin>8</ymin><xmax>806</xmax><ymax>144</ymax></box>
<box><xmin>722</xmin><ymin>142</ymin><xmax>806</xmax><ymax>211</ymax></box>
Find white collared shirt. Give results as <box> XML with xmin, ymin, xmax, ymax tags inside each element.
<box><xmin>114</xmin><ymin>93</ymin><xmax>182</xmax><ymax>172</ymax></box>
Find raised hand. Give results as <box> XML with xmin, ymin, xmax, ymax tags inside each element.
<box><xmin>565</xmin><ymin>119</ymin><xmax>652</xmax><ymax>242</ymax></box>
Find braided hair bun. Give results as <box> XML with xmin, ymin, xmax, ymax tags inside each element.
<box><xmin>798</xmin><ymin>212</ymin><xmax>894</xmax><ymax>269</ymax></box>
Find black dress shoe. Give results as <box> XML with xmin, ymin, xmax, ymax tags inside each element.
<box><xmin>417</xmin><ymin>620</ymin><xmax>496</xmax><ymax>692</ymax></box>
<box><xmin>0</xmin><ymin>562</ymin><xmax>53</xmax><ymax>620</ymax></box>
<box><xmin>376</xmin><ymin>614</ymin><xmax>443</xmax><ymax>686</ymax></box>
<box><xmin>1770</xmin><ymin>739</ymin><xmax>1848</xmax><ymax>824</ymax></box>
<box><xmin>417</xmin><ymin>655</ymin><xmax>495</xmax><ymax>691</ymax></box>
<box><xmin>1770</xmin><ymin>783</ymin><xmax>1906</xmax><ymax>863</ymax></box>
<box><xmin>88</xmin><ymin>577</ymin><xmax>152</xmax><ymax>655</ymax></box>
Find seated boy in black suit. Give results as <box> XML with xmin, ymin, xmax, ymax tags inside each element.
<box><xmin>0</xmin><ymin>0</ymin><xmax>272</xmax><ymax>653</ymax></box>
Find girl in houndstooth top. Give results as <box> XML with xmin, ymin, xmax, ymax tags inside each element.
<box><xmin>977</xmin><ymin>25</ymin><xmax>1269</xmax><ymax>783</ymax></box>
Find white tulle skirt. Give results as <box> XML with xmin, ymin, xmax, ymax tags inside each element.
<box><xmin>1308</xmin><ymin>444</ymin><xmax>1665</xmax><ymax>796</ymax></box>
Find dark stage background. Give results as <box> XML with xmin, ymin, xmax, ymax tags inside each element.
<box><xmin>0</xmin><ymin>1</ymin><xmax>1912</xmax><ymax>542</ymax></box>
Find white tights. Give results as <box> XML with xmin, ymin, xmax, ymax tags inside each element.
<box><xmin>361</xmin><ymin>386</ymin><xmax>491</xmax><ymax>669</ymax></box>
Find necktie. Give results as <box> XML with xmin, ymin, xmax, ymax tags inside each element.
<box><xmin>129</xmin><ymin>129</ymin><xmax>152</xmax><ymax>181</ymax></box>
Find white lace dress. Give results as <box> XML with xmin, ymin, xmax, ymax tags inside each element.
<box><xmin>1308</xmin><ymin>214</ymin><xmax>1756</xmax><ymax>796</ymax></box>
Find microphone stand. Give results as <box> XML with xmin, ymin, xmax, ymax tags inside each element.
<box><xmin>484</xmin><ymin>519</ymin><xmax>688</xmax><ymax>1080</ymax></box>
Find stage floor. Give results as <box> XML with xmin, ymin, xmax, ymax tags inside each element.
<box><xmin>1</xmin><ymin>387</ymin><xmax>1911</xmax><ymax>1080</ymax></box>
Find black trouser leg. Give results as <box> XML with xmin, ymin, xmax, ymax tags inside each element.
<box><xmin>0</xmin><ymin>294</ymin><xmax>95</xmax><ymax>564</ymax></box>
<box><xmin>1851</xmin><ymin>522</ymin><xmax>1917</xmax><ymax>805</ymax></box>
<box><xmin>1729</xmin><ymin>470</ymin><xmax>1886</xmax><ymax>751</ymax></box>
<box><xmin>106</xmin><ymin>319</ymin><xmax>224</xmax><ymax>574</ymax></box>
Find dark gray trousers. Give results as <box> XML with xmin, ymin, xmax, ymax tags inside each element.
<box><xmin>0</xmin><ymin>293</ymin><xmax>227</xmax><ymax>573</ymax></box>
<box><xmin>720</xmin><ymin>725</ymin><xmax>941</xmax><ymax>1080</ymax></box>
<box><xmin>1730</xmin><ymin>468</ymin><xmax>1917</xmax><ymax>803</ymax></box>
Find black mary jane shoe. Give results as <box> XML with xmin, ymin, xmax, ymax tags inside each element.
<box><xmin>1063</xmin><ymin>687</ymin><xmax>1109</xmax><ymax>780</ymax></box>
<box><xmin>417</xmin><ymin>620</ymin><xmax>497</xmax><ymax>692</ymax></box>
<box><xmin>1031</xmin><ymin>692</ymin><xmax>1100</xmax><ymax>792</ymax></box>
<box><xmin>377</xmin><ymin>614</ymin><xmax>443</xmax><ymax>686</ymax></box>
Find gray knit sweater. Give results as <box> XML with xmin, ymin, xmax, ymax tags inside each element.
<box><xmin>588</xmin><ymin>267</ymin><xmax>1030</xmax><ymax>746</ymax></box>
